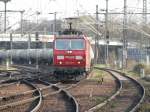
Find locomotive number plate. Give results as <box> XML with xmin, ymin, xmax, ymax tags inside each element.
<box><xmin>65</xmin><ymin>56</ymin><xmax>74</xmax><ymax>59</ymax></box>
<box><xmin>65</xmin><ymin>62</ymin><xmax>74</xmax><ymax>64</ymax></box>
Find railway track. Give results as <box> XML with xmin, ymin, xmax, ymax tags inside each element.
<box><xmin>0</xmin><ymin>65</ymin><xmax>80</xmax><ymax>112</ymax></box>
<box><xmin>33</xmin><ymin>67</ymin><xmax>116</xmax><ymax>112</ymax></box>
<box><xmin>68</xmin><ymin>73</ymin><xmax>117</xmax><ymax>112</ymax></box>
<box><xmin>1</xmin><ymin>65</ymin><xmax>144</xmax><ymax>112</ymax></box>
<box><xmin>87</xmin><ymin>68</ymin><xmax>145</xmax><ymax>112</ymax></box>
<box><xmin>25</xmin><ymin>79</ymin><xmax>79</xmax><ymax>112</ymax></box>
<box><xmin>0</xmin><ymin>70</ymin><xmax>21</xmax><ymax>83</ymax></box>
<box><xmin>0</xmin><ymin>65</ymin><xmax>53</xmax><ymax>84</ymax></box>
<box><xmin>0</xmin><ymin>80</ymin><xmax>41</xmax><ymax>112</ymax></box>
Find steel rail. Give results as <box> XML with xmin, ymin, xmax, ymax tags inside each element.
<box><xmin>109</xmin><ymin>69</ymin><xmax>145</xmax><ymax>112</ymax></box>
<box><xmin>0</xmin><ymin>80</ymin><xmax>42</xmax><ymax>112</ymax></box>
<box><xmin>39</xmin><ymin>79</ymin><xmax>79</xmax><ymax>112</ymax></box>
<box><xmin>87</xmin><ymin>68</ymin><xmax>145</xmax><ymax>112</ymax></box>
<box><xmin>22</xmin><ymin>80</ymin><xmax>42</xmax><ymax>112</ymax></box>
<box><xmin>0</xmin><ymin>82</ymin><xmax>18</xmax><ymax>88</ymax></box>
<box><xmin>87</xmin><ymin>67</ymin><xmax>122</xmax><ymax>112</ymax></box>
<box><xmin>0</xmin><ymin>96</ymin><xmax>39</xmax><ymax>110</ymax></box>
<box><xmin>0</xmin><ymin>85</ymin><xmax>54</xmax><ymax>102</ymax></box>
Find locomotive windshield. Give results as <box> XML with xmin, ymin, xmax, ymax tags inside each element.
<box><xmin>55</xmin><ymin>39</ymin><xmax>85</xmax><ymax>50</ymax></box>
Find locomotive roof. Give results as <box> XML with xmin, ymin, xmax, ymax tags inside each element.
<box><xmin>55</xmin><ymin>34</ymin><xmax>85</xmax><ymax>39</ymax></box>
<box><xmin>60</xmin><ymin>29</ymin><xmax>83</xmax><ymax>35</ymax></box>
<box><xmin>54</xmin><ymin>29</ymin><xmax>89</xmax><ymax>40</ymax></box>
<box><xmin>55</xmin><ymin>29</ymin><xmax>86</xmax><ymax>39</ymax></box>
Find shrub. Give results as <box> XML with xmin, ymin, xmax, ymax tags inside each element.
<box><xmin>133</xmin><ymin>63</ymin><xmax>145</xmax><ymax>74</ymax></box>
<box><xmin>145</xmin><ymin>65</ymin><xmax>150</xmax><ymax>75</ymax></box>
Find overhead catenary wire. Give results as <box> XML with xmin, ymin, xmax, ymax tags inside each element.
<box><xmin>78</xmin><ymin>10</ymin><xmax>150</xmax><ymax>43</ymax></box>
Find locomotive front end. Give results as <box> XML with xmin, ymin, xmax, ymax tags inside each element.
<box><xmin>53</xmin><ymin>36</ymin><xmax>86</xmax><ymax>75</ymax></box>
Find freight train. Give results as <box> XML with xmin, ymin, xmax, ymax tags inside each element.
<box><xmin>53</xmin><ymin>29</ymin><xmax>94</xmax><ymax>79</ymax></box>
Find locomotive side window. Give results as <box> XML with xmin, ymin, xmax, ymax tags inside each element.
<box><xmin>55</xmin><ymin>39</ymin><xmax>85</xmax><ymax>50</ymax></box>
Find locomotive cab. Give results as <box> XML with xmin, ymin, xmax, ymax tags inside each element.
<box><xmin>53</xmin><ymin>21</ymin><xmax>93</xmax><ymax>80</ymax></box>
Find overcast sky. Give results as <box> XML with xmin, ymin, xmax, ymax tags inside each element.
<box><xmin>0</xmin><ymin>0</ymin><xmax>149</xmax><ymax>29</ymax></box>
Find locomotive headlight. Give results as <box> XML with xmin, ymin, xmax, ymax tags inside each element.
<box><xmin>78</xmin><ymin>61</ymin><xmax>81</xmax><ymax>64</ymax></box>
<box><xmin>75</xmin><ymin>56</ymin><xmax>83</xmax><ymax>60</ymax></box>
<box><xmin>57</xmin><ymin>56</ymin><xmax>64</xmax><ymax>59</ymax></box>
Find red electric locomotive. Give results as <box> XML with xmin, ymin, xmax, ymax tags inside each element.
<box><xmin>53</xmin><ymin>29</ymin><xmax>94</xmax><ymax>80</ymax></box>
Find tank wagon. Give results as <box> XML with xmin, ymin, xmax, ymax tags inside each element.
<box><xmin>0</xmin><ymin>49</ymin><xmax>53</xmax><ymax>65</ymax></box>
